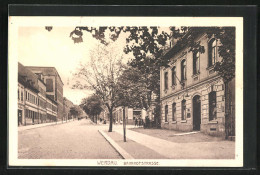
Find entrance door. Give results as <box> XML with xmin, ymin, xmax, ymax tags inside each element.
<box><xmin>18</xmin><ymin>110</ymin><xmax>22</xmax><ymax>126</ymax></box>
<box><xmin>193</xmin><ymin>95</ymin><xmax>201</xmax><ymax>131</ymax></box>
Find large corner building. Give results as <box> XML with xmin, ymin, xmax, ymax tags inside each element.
<box><xmin>160</xmin><ymin>30</ymin><xmax>235</xmax><ymax>138</ymax></box>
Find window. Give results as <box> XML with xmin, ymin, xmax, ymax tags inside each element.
<box><xmin>209</xmin><ymin>91</ymin><xmax>217</xmax><ymax>121</ymax></box>
<box><xmin>46</xmin><ymin>79</ymin><xmax>54</xmax><ymax>92</ymax></box>
<box><xmin>193</xmin><ymin>51</ymin><xmax>200</xmax><ymax>74</ymax></box>
<box><xmin>171</xmin><ymin>67</ymin><xmax>176</xmax><ymax>86</ymax></box>
<box><xmin>181</xmin><ymin>59</ymin><xmax>186</xmax><ymax>81</ymax></box>
<box><xmin>21</xmin><ymin>91</ymin><xmax>23</xmax><ymax>101</ymax></box>
<box><xmin>181</xmin><ymin>100</ymin><xmax>186</xmax><ymax>120</ymax></box>
<box><xmin>172</xmin><ymin>103</ymin><xmax>176</xmax><ymax>121</ymax></box>
<box><xmin>165</xmin><ymin>105</ymin><xmax>168</xmax><ymax>122</ymax></box>
<box><xmin>18</xmin><ymin>89</ymin><xmax>20</xmax><ymax>100</ymax></box>
<box><xmin>164</xmin><ymin>72</ymin><xmax>168</xmax><ymax>90</ymax></box>
<box><xmin>26</xmin><ymin>91</ymin><xmax>27</xmax><ymax>100</ymax></box>
<box><xmin>208</xmin><ymin>38</ymin><xmax>217</xmax><ymax>67</ymax></box>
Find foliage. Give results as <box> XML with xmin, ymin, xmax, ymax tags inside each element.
<box><xmin>80</xmin><ymin>94</ymin><xmax>103</xmax><ymax>122</ymax></box>
<box><xmin>69</xmin><ymin>106</ymin><xmax>80</xmax><ymax>117</ymax></box>
<box><xmin>70</xmin><ymin>26</ymin><xmax>235</xmax><ymax>83</ymax></box>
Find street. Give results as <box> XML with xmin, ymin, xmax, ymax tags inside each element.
<box><xmin>18</xmin><ymin>119</ymin><xmax>121</xmax><ymax>159</ymax></box>
<box><xmin>18</xmin><ymin>118</ymin><xmax>235</xmax><ymax>159</ymax></box>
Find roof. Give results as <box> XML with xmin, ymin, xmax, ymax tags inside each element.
<box><xmin>162</xmin><ymin>28</ymin><xmax>205</xmax><ymax>61</ymax></box>
<box><xmin>18</xmin><ymin>62</ymin><xmax>39</xmax><ymax>93</ymax></box>
<box><xmin>26</xmin><ymin>66</ymin><xmax>64</xmax><ymax>85</ymax></box>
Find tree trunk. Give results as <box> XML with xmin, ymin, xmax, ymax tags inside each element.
<box><xmin>123</xmin><ymin>106</ymin><xmax>126</xmax><ymax>142</ymax></box>
<box><xmin>108</xmin><ymin>109</ymin><xmax>113</xmax><ymax>132</ymax></box>
<box><xmin>224</xmin><ymin>81</ymin><xmax>230</xmax><ymax>139</ymax></box>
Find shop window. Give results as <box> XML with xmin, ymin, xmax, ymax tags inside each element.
<box><xmin>208</xmin><ymin>38</ymin><xmax>217</xmax><ymax>67</ymax></box>
<box><xmin>193</xmin><ymin>51</ymin><xmax>200</xmax><ymax>75</ymax></box>
<box><xmin>181</xmin><ymin>59</ymin><xmax>187</xmax><ymax>81</ymax></box>
<box><xmin>172</xmin><ymin>103</ymin><xmax>176</xmax><ymax>121</ymax></box>
<box><xmin>171</xmin><ymin>66</ymin><xmax>176</xmax><ymax>86</ymax></box>
<box><xmin>165</xmin><ymin>105</ymin><xmax>168</xmax><ymax>122</ymax></box>
<box><xmin>181</xmin><ymin>100</ymin><xmax>186</xmax><ymax>120</ymax></box>
<box><xmin>164</xmin><ymin>72</ymin><xmax>168</xmax><ymax>90</ymax></box>
<box><xmin>209</xmin><ymin>91</ymin><xmax>217</xmax><ymax>121</ymax></box>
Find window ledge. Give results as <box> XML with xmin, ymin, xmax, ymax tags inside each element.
<box><xmin>164</xmin><ymin>122</ymin><xmax>169</xmax><ymax>124</ymax></box>
<box><xmin>172</xmin><ymin>121</ymin><xmax>177</xmax><ymax>124</ymax></box>
<box><xmin>171</xmin><ymin>85</ymin><xmax>176</xmax><ymax>90</ymax></box>
<box><xmin>180</xmin><ymin>120</ymin><xmax>187</xmax><ymax>123</ymax></box>
<box><xmin>206</xmin><ymin>65</ymin><xmax>215</xmax><ymax>70</ymax></box>
<box><xmin>192</xmin><ymin>72</ymin><xmax>200</xmax><ymax>78</ymax></box>
<box><xmin>208</xmin><ymin>120</ymin><xmax>218</xmax><ymax>124</ymax></box>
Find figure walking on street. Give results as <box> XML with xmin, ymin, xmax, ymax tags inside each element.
<box><xmin>135</xmin><ymin>118</ymin><xmax>138</xmax><ymax>127</ymax></box>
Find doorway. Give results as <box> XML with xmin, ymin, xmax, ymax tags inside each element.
<box><xmin>18</xmin><ymin>109</ymin><xmax>22</xmax><ymax>126</ymax></box>
<box><xmin>193</xmin><ymin>95</ymin><xmax>201</xmax><ymax>131</ymax></box>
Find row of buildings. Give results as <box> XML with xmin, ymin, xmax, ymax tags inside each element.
<box><xmin>18</xmin><ymin>62</ymin><xmax>76</xmax><ymax>126</ymax></box>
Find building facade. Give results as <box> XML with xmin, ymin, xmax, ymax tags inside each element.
<box><xmin>160</xmin><ymin>32</ymin><xmax>235</xmax><ymax>138</ymax></box>
<box><xmin>18</xmin><ymin>63</ymin><xmax>60</xmax><ymax>126</ymax></box>
<box><xmin>26</xmin><ymin>66</ymin><xmax>64</xmax><ymax>121</ymax></box>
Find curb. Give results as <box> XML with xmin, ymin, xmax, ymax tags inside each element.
<box><xmin>98</xmin><ymin>130</ymin><xmax>133</xmax><ymax>159</ymax></box>
<box><xmin>18</xmin><ymin>120</ymin><xmax>73</xmax><ymax>132</ymax></box>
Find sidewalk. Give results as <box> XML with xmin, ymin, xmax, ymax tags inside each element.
<box><xmin>112</xmin><ymin>127</ymin><xmax>235</xmax><ymax>159</ymax></box>
<box><xmin>18</xmin><ymin>119</ymin><xmax>74</xmax><ymax>132</ymax></box>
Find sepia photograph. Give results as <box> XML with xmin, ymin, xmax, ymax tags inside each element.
<box><xmin>8</xmin><ymin>16</ymin><xmax>243</xmax><ymax>167</ymax></box>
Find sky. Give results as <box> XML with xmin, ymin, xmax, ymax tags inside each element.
<box><xmin>18</xmin><ymin>26</ymin><xmax>130</xmax><ymax>105</ymax></box>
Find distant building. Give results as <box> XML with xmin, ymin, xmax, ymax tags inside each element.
<box><xmin>160</xmin><ymin>29</ymin><xmax>235</xmax><ymax>138</ymax></box>
<box><xmin>26</xmin><ymin>66</ymin><xmax>64</xmax><ymax>121</ymax></box>
<box><xmin>63</xmin><ymin>97</ymin><xmax>74</xmax><ymax>121</ymax></box>
<box><xmin>112</xmin><ymin>106</ymin><xmax>146</xmax><ymax>125</ymax></box>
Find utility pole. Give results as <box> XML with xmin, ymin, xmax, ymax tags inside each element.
<box><xmin>123</xmin><ymin>106</ymin><xmax>126</xmax><ymax>142</ymax></box>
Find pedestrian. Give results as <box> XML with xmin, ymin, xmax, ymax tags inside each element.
<box><xmin>138</xmin><ymin>118</ymin><xmax>141</xmax><ymax>127</ymax></box>
<box><xmin>135</xmin><ymin>118</ymin><xmax>138</xmax><ymax>127</ymax></box>
<box><xmin>145</xmin><ymin>116</ymin><xmax>149</xmax><ymax>129</ymax></box>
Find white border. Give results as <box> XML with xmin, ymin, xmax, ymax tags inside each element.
<box><xmin>8</xmin><ymin>17</ymin><xmax>243</xmax><ymax>167</ymax></box>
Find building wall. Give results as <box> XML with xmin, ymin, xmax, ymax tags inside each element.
<box><xmin>26</xmin><ymin>67</ymin><xmax>64</xmax><ymax>121</ymax></box>
<box><xmin>18</xmin><ymin>83</ymin><xmax>25</xmax><ymax>125</ymax></box>
<box><xmin>160</xmin><ymin>34</ymin><xmax>227</xmax><ymax>137</ymax></box>
<box><xmin>18</xmin><ymin>63</ymin><xmax>67</xmax><ymax>126</ymax></box>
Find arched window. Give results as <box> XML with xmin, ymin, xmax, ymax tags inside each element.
<box><xmin>171</xmin><ymin>66</ymin><xmax>176</xmax><ymax>86</ymax></box>
<box><xmin>164</xmin><ymin>72</ymin><xmax>168</xmax><ymax>90</ymax></box>
<box><xmin>208</xmin><ymin>39</ymin><xmax>217</xmax><ymax>67</ymax></box>
<box><xmin>172</xmin><ymin>103</ymin><xmax>176</xmax><ymax>121</ymax></box>
<box><xmin>165</xmin><ymin>105</ymin><xmax>168</xmax><ymax>122</ymax></box>
<box><xmin>209</xmin><ymin>91</ymin><xmax>217</xmax><ymax>121</ymax></box>
<box><xmin>193</xmin><ymin>51</ymin><xmax>200</xmax><ymax>74</ymax></box>
<box><xmin>181</xmin><ymin>100</ymin><xmax>186</xmax><ymax>120</ymax></box>
<box><xmin>181</xmin><ymin>59</ymin><xmax>186</xmax><ymax>81</ymax></box>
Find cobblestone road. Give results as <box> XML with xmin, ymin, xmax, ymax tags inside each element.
<box><xmin>18</xmin><ymin>119</ymin><xmax>122</xmax><ymax>159</ymax></box>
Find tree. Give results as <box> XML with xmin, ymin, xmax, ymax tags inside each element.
<box><xmin>72</xmin><ymin>43</ymin><xmax>124</xmax><ymax>132</ymax></box>
<box><xmin>81</xmin><ymin>94</ymin><xmax>103</xmax><ymax>123</ymax></box>
<box><xmin>69</xmin><ymin>106</ymin><xmax>80</xmax><ymax>119</ymax></box>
